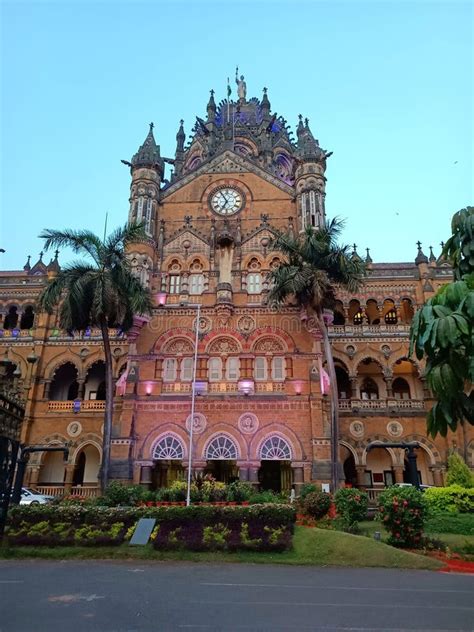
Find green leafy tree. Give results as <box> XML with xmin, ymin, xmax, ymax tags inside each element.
<box><xmin>410</xmin><ymin>207</ymin><xmax>474</xmax><ymax>436</ymax></box>
<box><xmin>268</xmin><ymin>220</ymin><xmax>366</xmax><ymax>491</ymax></box>
<box><xmin>445</xmin><ymin>452</ymin><xmax>474</xmax><ymax>488</ymax></box>
<box><xmin>38</xmin><ymin>223</ymin><xmax>153</xmax><ymax>492</ymax></box>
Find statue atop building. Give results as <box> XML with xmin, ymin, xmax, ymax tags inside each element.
<box><xmin>235</xmin><ymin>67</ymin><xmax>246</xmax><ymax>101</ymax></box>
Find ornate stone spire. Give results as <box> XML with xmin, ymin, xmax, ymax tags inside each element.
<box><xmin>429</xmin><ymin>245</ymin><xmax>436</xmax><ymax>263</ymax></box>
<box><xmin>47</xmin><ymin>250</ymin><xmax>60</xmax><ymax>273</ymax></box>
<box><xmin>297</xmin><ymin>114</ymin><xmax>305</xmax><ymax>138</ymax></box>
<box><xmin>207</xmin><ymin>89</ymin><xmax>216</xmax><ymax>121</ymax></box>
<box><xmin>261</xmin><ymin>87</ymin><xmax>271</xmax><ymax>118</ymax></box>
<box><xmin>365</xmin><ymin>247</ymin><xmax>373</xmax><ymax>264</ymax></box>
<box><xmin>176</xmin><ymin>120</ymin><xmax>185</xmax><ymax>153</ymax></box>
<box><xmin>23</xmin><ymin>255</ymin><xmax>31</xmax><ymax>272</ymax></box>
<box><xmin>415</xmin><ymin>241</ymin><xmax>429</xmax><ymax>264</ymax></box>
<box><xmin>131</xmin><ymin>123</ymin><xmax>164</xmax><ymax>177</ymax></box>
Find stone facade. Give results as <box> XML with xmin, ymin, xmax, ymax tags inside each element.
<box><xmin>0</xmin><ymin>82</ymin><xmax>471</xmax><ymax>495</ymax></box>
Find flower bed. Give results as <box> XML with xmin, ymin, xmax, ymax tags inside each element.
<box><xmin>6</xmin><ymin>504</ymin><xmax>295</xmax><ymax>552</ymax></box>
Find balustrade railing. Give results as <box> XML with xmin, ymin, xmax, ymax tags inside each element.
<box><xmin>339</xmin><ymin>398</ymin><xmax>425</xmax><ymax>411</ymax></box>
<box><xmin>48</xmin><ymin>400</ymin><xmax>106</xmax><ymax>411</ymax></box>
<box><xmin>366</xmin><ymin>488</ymin><xmax>384</xmax><ymax>505</ymax></box>
<box><xmin>328</xmin><ymin>324</ymin><xmax>411</xmax><ymax>336</ymax></box>
<box><xmin>35</xmin><ymin>485</ymin><xmax>99</xmax><ymax>498</ymax></box>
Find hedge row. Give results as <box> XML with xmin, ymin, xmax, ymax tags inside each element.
<box><xmin>423</xmin><ymin>485</ymin><xmax>474</xmax><ymax>514</ymax></box>
<box><xmin>6</xmin><ymin>504</ymin><xmax>295</xmax><ymax>552</ymax></box>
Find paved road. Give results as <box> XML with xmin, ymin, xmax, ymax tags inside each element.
<box><xmin>0</xmin><ymin>561</ymin><xmax>473</xmax><ymax>631</ymax></box>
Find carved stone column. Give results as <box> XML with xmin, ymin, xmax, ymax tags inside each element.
<box><xmin>393</xmin><ymin>465</ymin><xmax>404</xmax><ymax>484</ymax></box>
<box><xmin>64</xmin><ymin>464</ymin><xmax>75</xmax><ymax>494</ymax></box>
<box><xmin>350</xmin><ymin>377</ymin><xmax>358</xmax><ymax>400</ymax></box>
<box><xmin>291</xmin><ymin>465</ymin><xmax>304</xmax><ymax>494</ymax></box>
<box><xmin>238</xmin><ymin>466</ymin><xmax>249</xmax><ymax>481</ymax></box>
<box><xmin>355</xmin><ymin>465</ymin><xmax>366</xmax><ymax>488</ymax></box>
<box><xmin>77</xmin><ymin>379</ymin><xmax>85</xmax><ymax>400</ymax></box>
<box><xmin>140</xmin><ymin>464</ymin><xmax>153</xmax><ymax>489</ymax></box>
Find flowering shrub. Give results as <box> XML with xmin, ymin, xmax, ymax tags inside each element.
<box><xmin>423</xmin><ymin>485</ymin><xmax>474</xmax><ymax>514</ymax></box>
<box><xmin>6</xmin><ymin>504</ymin><xmax>295</xmax><ymax>551</ymax></box>
<box><xmin>378</xmin><ymin>486</ymin><xmax>426</xmax><ymax>548</ymax></box>
<box><xmin>299</xmin><ymin>484</ymin><xmax>318</xmax><ymax>501</ymax></box>
<box><xmin>303</xmin><ymin>491</ymin><xmax>331</xmax><ymax>519</ymax></box>
<box><xmin>334</xmin><ymin>488</ymin><xmax>368</xmax><ymax>528</ymax></box>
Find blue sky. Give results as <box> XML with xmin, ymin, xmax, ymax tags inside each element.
<box><xmin>1</xmin><ymin>0</ymin><xmax>472</xmax><ymax>269</ymax></box>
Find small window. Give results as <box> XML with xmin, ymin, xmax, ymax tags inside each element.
<box><xmin>247</xmin><ymin>273</ymin><xmax>261</xmax><ymax>295</ymax></box>
<box><xmin>163</xmin><ymin>358</ymin><xmax>177</xmax><ymax>382</ymax></box>
<box><xmin>208</xmin><ymin>358</ymin><xmax>222</xmax><ymax>382</ymax></box>
<box><xmin>169</xmin><ymin>275</ymin><xmax>181</xmax><ymax>294</ymax></box>
<box><xmin>385</xmin><ymin>309</ymin><xmax>398</xmax><ymax>325</ymax></box>
<box><xmin>181</xmin><ymin>357</ymin><xmax>194</xmax><ymax>382</ymax></box>
<box><xmin>226</xmin><ymin>357</ymin><xmax>240</xmax><ymax>381</ymax></box>
<box><xmin>271</xmin><ymin>357</ymin><xmax>286</xmax><ymax>381</ymax></box>
<box><xmin>254</xmin><ymin>357</ymin><xmax>267</xmax><ymax>381</ymax></box>
<box><xmin>189</xmin><ymin>274</ymin><xmax>204</xmax><ymax>295</ymax></box>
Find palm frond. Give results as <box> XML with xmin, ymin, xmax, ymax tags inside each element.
<box><xmin>39</xmin><ymin>229</ymin><xmax>103</xmax><ymax>266</ymax></box>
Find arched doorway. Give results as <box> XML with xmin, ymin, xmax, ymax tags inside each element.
<box><xmin>50</xmin><ymin>363</ymin><xmax>79</xmax><ymax>401</ymax></box>
<box><xmin>340</xmin><ymin>445</ymin><xmax>357</xmax><ymax>486</ymax></box>
<box><xmin>258</xmin><ymin>435</ymin><xmax>292</xmax><ymax>493</ymax></box>
<box><xmin>38</xmin><ymin>450</ymin><xmax>66</xmax><ymax>487</ymax></box>
<box><xmin>365</xmin><ymin>447</ymin><xmax>394</xmax><ymax>487</ymax></box>
<box><xmin>152</xmin><ymin>434</ymin><xmax>185</xmax><ymax>488</ymax></box>
<box><xmin>85</xmin><ymin>361</ymin><xmax>106</xmax><ymax>400</ymax></box>
<box><xmin>73</xmin><ymin>444</ymin><xmax>101</xmax><ymax>486</ymax></box>
<box><xmin>204</xmin><ymin>435</ymin><xmax>239</xmax><ymax>484</ymax></box>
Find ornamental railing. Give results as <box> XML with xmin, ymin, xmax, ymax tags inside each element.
<box><xmin>328</xmin><ymin>324</ymin><xmax>411</xmax><ymax>337</ymax></box>
<box><xmin>35</xmin><ymin>485</ymin><xmax>99</xmax><ymax>498</ymax></box>
<box><xmin>339</xmin><ymin>398</ymin><xmax>425</xmax><ymax>411</ymax></box>
<box><xmin>48</xmin><ymin>400</ymin><xmax>106</xmax><ymax>412</ymax></box>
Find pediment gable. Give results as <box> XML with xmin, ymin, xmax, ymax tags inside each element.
<box><xmin>163</xmin><ymin>228</ymin><xmax>210</xmax><ymax>258</ymax></box>
<box><xmin>161</xmin><ymin>150</ymin><xmax>294</xmax><ymax>200</ymax></box>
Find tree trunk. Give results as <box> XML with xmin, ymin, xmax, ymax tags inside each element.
<box><xmin>99</xmin><ymin>320</ymin><xmax>114</xmax><ymax>494</ymax></box>
<box><xmin>314</xmin><ymin>312</ymin><xmax>340</xmax><ymax>493</ymax></box>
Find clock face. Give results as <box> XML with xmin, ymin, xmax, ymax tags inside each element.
<box><xmin>210</xmin><ymin>187</ymin><xmax>243</xmax><ymax>215</ymax></box>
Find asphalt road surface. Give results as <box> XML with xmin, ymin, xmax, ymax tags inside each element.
<box><xmin>0</xmin><ymin>561</ymin><xmax>473</xmax><ymax>632</ymax></box>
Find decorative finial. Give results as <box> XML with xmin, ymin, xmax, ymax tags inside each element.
<box><xmin>366</xmin><ymin>247</ymin><xmax>373</xmax><ymax>263</ymax></box>
<box><xmin>39</xmin><ymin>250</ymin><xmax>43</xmax><ymax>261</ymax></box>
<box><xmin>298</xmin><ymin>114</ymin><xmax>303</xmax><ymax>121</ymax></box>
<box><xmin>54</xmin><ymin>249</ymin><xmax>59</xmax><ymax>260</ymax></box>
<box><xmin>23</xmin><ymin>255</ymin><xmax>31</xmax><ymax>271</ymax></box>
<box><xmin>415</xmin><ymin>241</ymin><xmax>429</xmax><ymax>265</ymax></box>
<box><xmin>429</xmin><ymin>246</ymin><xmax>436</xmax><ymax>263</ymax></box>
<box><xmin>440</xmin><ymin>241</ymin><xmax>445</xmax><ymax>249</ymax></box>
<box><xmin>305</xmin><ymin>117</ymin><xmax>309</xmax><ymax>127</ymax></box>
<box><xmin>263</xmin><ymin>87</ymin><xmax>267</xmax><ymax>94</ymax></box>
<box><xmin>210</xmin><ymin>89</ymin><xmax>214</xmax><ymax>97</ymax></box>
<box><xmin>149</xmin><ymin>122</ymin><xmax>154</xmax><ymax>131</ymax></box>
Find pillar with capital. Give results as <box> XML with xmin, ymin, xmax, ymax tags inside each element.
<box><xmin>64</xmin><ymin>463</ymin><xmax>75</xmax><ymax>494</ymax></box>
<box><xmin>393</xmin><ymin>465</ymin><xmax>404</xmax><ymax>484</ymax></box>
<box><xmin>355</xmin><ymin>465</ymin><xmax>367</xmax><ymax>488</ymax></box>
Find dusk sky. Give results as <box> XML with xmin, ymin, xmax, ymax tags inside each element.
<box><xmin>1</xmin><ymin>1</ymin><xmax>472</xmax><ymax>270</ymax></box>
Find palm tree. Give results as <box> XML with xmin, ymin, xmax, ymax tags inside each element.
<box><xmin>267</xmin><ymin>219</ymin><xmax>366</xmax><ymax>492</ymax></box>
<box><xmin>38</xmin><ymin>223</ymin><xmax>153</xmax><ymax>492</ymax></box>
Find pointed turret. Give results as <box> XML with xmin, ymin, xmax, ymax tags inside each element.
<box><xmin>296</xmin><ymin>114</ymin><xmax>305</xmax><ymax>141</ymax></box>
<box><xmin>23</xmin><ymin>255</ymin><xmax>31</xmax><ymax>272</ymax></box>
<box><xmin>428</xmin><ymin>246</ymin><xmax>437</xmax><ymax>266</ymax></box>
<box><xmin>365</xmin><ymin>248</ymin><xmax>373</xmax><ymax>264</ymax></box>
<box><xmin>261</xmin><ymin>87</ymin><xmax>271</xmax><ymax>119</ymax></box>
<box><xmin>131</xmin><ymin>123</ymin><xmax>164</xmax><ymax>179</ymax></box>
<box><xmin>30</xmin><ymin>251</ymin><xmax>47</xmax><ymax>275</ymax></box>
<box><xmin>47</xmin><ymin>250</ymin><xmax>60</xmax><ymax>274</ymax></box>
<box><xmin>176</xmin><ymin>120</ymin><xmax>185</xmax><ymax>153</ymax></box>
<box><xmin>415</xmin><ymin>241</ymin><xmax>429</xmax><ymax>265</ymax></box>
<box><xmin>207</xmin><ymin>89</ymin><xmax>216</xmax><ymax>122</ymax></box>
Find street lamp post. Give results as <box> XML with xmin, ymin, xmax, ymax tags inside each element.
<box><xmin>186</xmin><ymin>303</ymin><xmax>201</xmax><ymax>507</ymax></box>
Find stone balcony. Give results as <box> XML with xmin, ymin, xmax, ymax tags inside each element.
<box><xmin>48</xmin><ymin>400</ymin><xmax>106</xmax><ymax>412</ymax></box>
<box><xmin>328</xmin><ymin>324</ymin><xmax>411</xmax><ymax>338</ymax></box>
<box><xmin>161</xmin><ymin>382</ymin><xmax>286</xmax><ymax>395</ymax></box>
<box><xmin>339</xmin><ymin>398</ymin><xmax>425</xmax><ymax>414</ymax></box>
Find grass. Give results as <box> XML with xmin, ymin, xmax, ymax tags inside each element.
<box><xmin>358</xmin><ymin>518</ymin><xmax>474</xmax><ymax>557</ymax></box>
<box><xmin>0</xmin><ymin>527</ymin><xmax>441</xmax><ymax>570</ymax></box>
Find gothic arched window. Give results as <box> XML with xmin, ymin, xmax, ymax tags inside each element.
<box><xmin>153</xmin><ymin>434</ymin><xmax>185</xmax><ymax>460</ymax></box>
<box><xmin>247</xmin><ymin>272</ymin><xmax>262</xmax><ymax>294</ymax></box>
<box><xmin>260</xmin><ymin>435</ymin><xmax>292</xmax><ymax>460</ymax></box>
<box><xmin>205</xmin><ymin>435</ymin><xmax>238</xmax><ymax>460</ymax></box>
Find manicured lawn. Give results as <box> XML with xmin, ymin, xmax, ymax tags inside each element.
<box><xmin>0</xmin><ymin>526</ymin><xmax>441</xmax><ymax>570</ymax></box>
